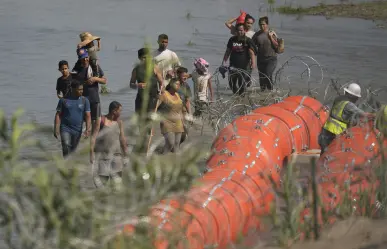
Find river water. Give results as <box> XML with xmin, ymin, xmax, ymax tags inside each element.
<box><xmin>0</xmin><ymin>0</ymin><xmax>386</xmax><ymax>135</ymax></box>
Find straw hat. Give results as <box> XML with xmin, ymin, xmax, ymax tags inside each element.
<box><xmin>79</xmin><ymin>32</ymin><xmax>101</xmax><ymax>42</ymax></box>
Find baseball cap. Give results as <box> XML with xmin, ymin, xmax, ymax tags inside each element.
<box><xmin>77</xmin><ymin>47</ymin><xmax>89</xmax><ymax>59</ymax></box>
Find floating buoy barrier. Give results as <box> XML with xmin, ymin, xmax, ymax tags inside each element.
<box><xmin>121</xmin><ymin>96</ymin><xmax>336</xmax><ymax>248</ymax></box>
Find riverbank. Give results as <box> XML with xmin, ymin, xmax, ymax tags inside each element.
<box><xmin>277</xmin><ymin>1</ymin><xmax>387</xmax><ymax>21</ymax></box>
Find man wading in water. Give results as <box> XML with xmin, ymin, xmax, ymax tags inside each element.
<box><xmin>72</xmin><ymin>47</ymin><xmax>107</xmax><ymax>162</ymax></box>
<box><xmin>252</xmin><ymin>16</ymin><xmax>279</xmax><ymax>92</ymax></box>
<box><xmin>223</xmin><ymin>23</ymin><xmax>256</xmax><ymax>95</ymax></box>
<box><xmin>93</xmin><ymin>101</ymin><xmax>127</xmax><ymax>190</ymax></box>
<box><xmin>153</xmin><ymin>34</ymin><xmax>181</xmax><ymax>88</ymax></box>
<box><xmin>54</xmin><ymin>80</ymin><xmax>91</xmax><ymax>157</ymax></box>
<box><xmin>130</xmin><ymin>47</ymin><xmax>164</xmax><ymax>153</ymax></box>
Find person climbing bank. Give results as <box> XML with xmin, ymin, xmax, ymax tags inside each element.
<box><xmin>318</xmin><ymin>83</ymin><xmax>375</xmax><ymax>155</ymax></box>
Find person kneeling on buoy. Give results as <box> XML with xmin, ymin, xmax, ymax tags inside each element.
<box><xmin>318</xmin><ymin>83</ymin><xmax>375</xmax><ymax>155</ymax></box>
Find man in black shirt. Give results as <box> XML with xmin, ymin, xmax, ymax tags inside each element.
<box><xmin>223</xmin><ymin>23</ymin><xmax>256</xmax><ymax>95</ymax></box>
<box><xmin>72</xmin><ymin>47</ymin><xmax>107</xmax><ymax>162</ymax></box>
<box><xmin>56</xmin><ymin>60</ymin><xmax>72</xmax><ymax>98</ymax></box>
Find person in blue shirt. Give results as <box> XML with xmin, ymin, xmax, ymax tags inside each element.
<box><xmin>54</xmin><ymin>80</ymin><xmax>91</xmax><ymax>157</ymax></box>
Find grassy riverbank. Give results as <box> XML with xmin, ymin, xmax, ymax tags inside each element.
<box><xmin>277</xmin><ymin>1</ymin><xmax>387</xmax><ymax>21</ymax></box>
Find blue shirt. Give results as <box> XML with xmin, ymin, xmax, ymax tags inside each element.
<box><xmin>56</xmin><ymin>96</ymin><xmax>90</xmax><ymax>134</ymax></box>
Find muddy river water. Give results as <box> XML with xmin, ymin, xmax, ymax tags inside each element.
<box><xmin>0</xmin><ymin>0</ymin><xmax>386</xmax><ymax>134</ymax></box>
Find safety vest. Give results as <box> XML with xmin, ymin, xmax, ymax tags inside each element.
<box><xmin>323</xmin><ymin>100</ymin><xmax>350</xmax><ymax>135</ymax></box>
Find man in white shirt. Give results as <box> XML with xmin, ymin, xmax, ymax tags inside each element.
<box><xmin>153</xmin><ymin>34</ymin><xmax>181</xmax><ymax>88</ymax></box>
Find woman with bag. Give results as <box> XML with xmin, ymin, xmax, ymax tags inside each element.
<box><xmin>252</xmin><ymin>16</ymin><xmax>284</xmax><ymax>92</ymax></box>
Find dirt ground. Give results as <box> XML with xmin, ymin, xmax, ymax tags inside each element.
<box><xmin>261</xmin><ymin>217</ymin><xmax>387</xmax><ymax>249</ymax></box>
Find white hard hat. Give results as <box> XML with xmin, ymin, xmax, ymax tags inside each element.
<box><xmin>344</xmin><ymin>83</ymin><xmax>361</xmax><ymax>98</ymax></box>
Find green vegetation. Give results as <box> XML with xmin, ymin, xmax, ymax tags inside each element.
<box><xmin>277</xmin><ymin>1</ymin><xmax>387</xmax><ymax>20</ymax></box>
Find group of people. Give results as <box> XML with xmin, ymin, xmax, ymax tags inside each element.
<box><xmin>53</xmin><ymin>31</ymin><xmax>216</xmax><ymax>189</ymax></box>
<box><xmin>223</xmin><ymin>12</ymin><xmax>284</xmax><ymax>94</ymax></box>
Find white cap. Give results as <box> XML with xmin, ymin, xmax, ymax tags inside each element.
<box><xmin>344</xmin><ymin>83</ymin><xmax>361</xmax><ymax>98</ymax></box>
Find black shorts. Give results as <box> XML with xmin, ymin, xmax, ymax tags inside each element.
<box><xmin>90</xmin><ymin>102</ymin><xmax>101</xmax><ymax>121</ymax></box>
<box><xmin>135</xmin><ymin>94</ymin><xmax>158</xmax><ymax>113</ymax></box>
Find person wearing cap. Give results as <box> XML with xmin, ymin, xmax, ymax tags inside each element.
<box><xmin>318</xmin><ymin>83</ymin><xmax>375</xmax><ymax>155</ymax></box>
<box><xmin>73</xmin><ymin>32</ymin><xmax>101</xmax><ymax>76</ymax></box>
<box><xmin>72</xmin><ymin>47</ymin><xmax>107</xmax><ymax>162</ymax></box>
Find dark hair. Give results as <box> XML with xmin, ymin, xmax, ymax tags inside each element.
<box><xmin>58</xmin><ymin>60</ymin><xmax>69</xmax><ymax>69</ymax></box>
<box><xmin>109</xmin><ymin>101</ymin><xmax>122</xmax><ymax>113</ymax></box>
<box><xmin>259</xmin><ymin>16</ymin><xmax>269</xmax><ymax>25</ymax></box>
<box><xmin>138</xmin><ymin>48</ymin><xmax>150</xmax><ymax>59</ymax></box>
<box><xmin>245</xmin><ymin>14</ymin><xmax>255</xmax><ymax>23</ymax></box>
<box><xmin>235</xmin><ymin>23</ymin><xmax>245</xmax><ymax>30</ymax></box>
<box><xmin>165</xmin><ymin>79</ymin><xmax>179</xmax><ymax>91</ymax></box>
<box><xmin>176</xmin><ymin>67</ymin><xmax>188</xmax><ymax>76</ymax></box>
<box><xmin>158</xmin><ymin>34</ymin><xmax>168</xmax><ymax>41</ymax></box>
<box><xmin>71</xmin><ymin>79</ymin><xmax>82</xmax><ymax>89</ymax></box>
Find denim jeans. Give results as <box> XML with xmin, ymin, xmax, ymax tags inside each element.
<box><xmin>60</xmin><ymin>130</ymin><xmax>82</xmax><ymax>157</ymax></box>
<box><xmin>258</xmin><ymin>56</ymin><xmax>277</xmax><ymax>91</ymax></box>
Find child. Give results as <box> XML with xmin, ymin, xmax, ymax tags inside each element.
<box><xmin>192</xmin><ymin>58</ymin><xmax>213</xmax><ymax>117</ymax></box>
<box><xmin>73</xmin><ymin>32</ymin><xmax>101</xmax><ymax>76</ymax></box>
<box><xmin>56</xmin><ymin>60</ymin><xmax>72</xmax><ymax>98</ymax></box>
<box><xmin>175</xmin><ymin>67</ymin><xmax>192</xmax><ymax>144</ymax></box>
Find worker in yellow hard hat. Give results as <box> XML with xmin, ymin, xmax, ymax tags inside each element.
<box><xmin>318</xmin><ymin>83</ymin><xmax>375</xmax><ymax>155</ymax></box>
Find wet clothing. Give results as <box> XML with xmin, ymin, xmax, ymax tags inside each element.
<box><xmin>163</xmin><ymin>132</ymin><xmax>182</xmax><ymax>153</ymax></box>
<box><xmin>228</xmin><ymin>68</ymin><xmax>251</xmax><ymax>95</ymax></box>
<box><xmin>252</xmin><ymin>30</ymin><xmax>278</xmax><ymax>91</ymax></box>
<box><xmin>60</xmin><ymin>130</ymin><xmax>82</xmax><ymax>157</ymax></box>
<box><xmin>226</xmin><ymin>35</ymin><xmax>256</xmax><ymax>95</ymax></box>
<box><xmin>158</xmin><ymin>91</ymin><xmax>184</xmax><ymax>134</ymax></box>
<box><xmin>56</xmin><ymin>96</ymin><xmax>90</xmax><ymax>134</ymax></box>
<box><xmin>56</xmin><ymin>75</ymin><xmax>72</xmax><ymax>98</ymax></box>
<box><xmin>258</xmin><ymin>57</ymin><xmax>277</xmax><ymax>91</ymax></box>
<box><xmin>72</xmin><ymin>64</ymin><xmax>105</xmax><ymax>120</ymax></box>
<box><xmin>226</xmin><ymin>35</ymin><xmax>256</xmax><ymax>70</ymax></box>
<box><xmin>177</xmin><ymin>82</ymin><xmax>192</xmax><ymax>114</ymax></box>
<box><xmin>94</xmin><ymin>119</ymin><xmax>123</xmax><ymax>176</ymax></box>
<box><xmin>318</xmin><ymin>95</ymin><xmax>365</xmax><ymax>154</ymax></box>
<box><xmin>56</xmin><ymin>96</ymin><xmax>90</xmax><ymax>157</ymax></box>
<box><xmin>153</xmin><ymin>49</ymin><xmax>181</xmax><ymax>87</ymax></box>
<box><xmin>133</xmin><ymin>63</ymin><xmax>160</xmax><ymax>113</ymax></box>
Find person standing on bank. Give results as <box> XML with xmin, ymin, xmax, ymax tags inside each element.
<box><xmin>54</xmin><ymin>80</ymin><xmax>91</xmax><ymax>158</ymax></box>
<box><xmin>153</xmin><ymin>34</ymin><xmax>181</xmax><ymax>88</ymax></box>
<box><xmin>223</xmin><ymin>23</ymin><xmax>256</xmax><ymax>95</ymax></box>
<box><xmin>251</xmin><ymin>16</ymin><xmax>279</xmax><ymax>92</ymax></box>
<box><xmin>93</xmin><ymin>101</ymin><xmax>127</xmax><ymax>191</ymax></box>
<box><xmin>318</xmin><ymin>83</ymin><xmax>375</xmax><ymax>155</ymax></box>
<box><xmin>72</xmin><ymin>47</ymin><xmax>107</xmax><ymax>162</ymax></box>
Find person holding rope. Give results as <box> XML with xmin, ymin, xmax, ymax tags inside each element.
<box><xmin>222</xmin><ymin>23</ymin><xmax>256</xmax><ymax>96</ymax></box>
